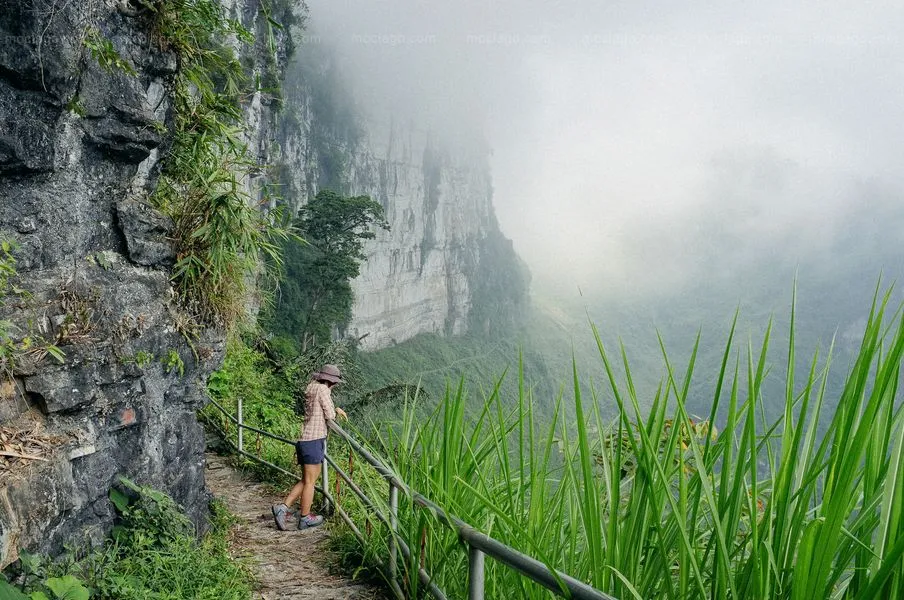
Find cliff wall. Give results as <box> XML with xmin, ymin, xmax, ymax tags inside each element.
<box><xmin>0</xmin><ymin>0</ymin><xmax>291</xmax><ymax>568</ymax></box>
<box><xmin>276</xmin><ymin>44</ymin><xmax>527</xmax><ymax>350</ymax></box>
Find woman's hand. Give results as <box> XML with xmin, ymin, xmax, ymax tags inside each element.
<box><xmin>336</xmin><ymin>407</ymin><xmax>348</xmax><ymax>420</ymax></box>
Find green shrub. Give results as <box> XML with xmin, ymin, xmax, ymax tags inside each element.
<box><xmin>142</xmin><ymin>0</ymin><xmax>294</xmax><ymax>330</ymax></box>
<box><xmin>162</xmin><ymin>349</ymin><xmax>185</xmax><ymax>377</ymax></box>
<box><xmin>2</xmin><ymin>480</ymin><xmax>253</xmax><ymax>600</ymax></box>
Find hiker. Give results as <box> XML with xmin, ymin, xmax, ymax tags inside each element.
<box><xmin>272</xmin><ymin>363</ymin><xmax>347</xmax><ymax>530</ymax></box>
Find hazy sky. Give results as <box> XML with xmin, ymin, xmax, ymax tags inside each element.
<box><xmin>309</xmin><ymin>1</ymin><xmax>904</xmax><ymax>298</ymax></box>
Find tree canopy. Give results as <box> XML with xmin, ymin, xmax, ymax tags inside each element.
<box><xmin>267</xmin><ymin>189</ymin><xmax>389</xmax><ymax>351</ymax></box>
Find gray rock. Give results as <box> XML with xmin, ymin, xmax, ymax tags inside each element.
<box><xmin>0</xmin><ymin>0</ymin><xmax>287</xmax><ymax>569</ymax></box>
<box><xmin>16</xmin><ymin>217</ymin><xmax>37</xmax><ymax>234</ymax></box>
<box><xmin>79</xmin><ymin>63</ymin><xmax>163</xmax><ymax>162</ymax></box>
<box><xmin>116</xmin><ymin>199</ymin><xmax>175</xmax><ymax>267</ymax></box>
<box><xmin>0</xmin><ymin>0</ymin><xmax>87</xmax><ymax>100</ymax></box>
<box><xmin>24</xmin><ymin>368</ymin><xmax>94</xmax><ymax>414</ymax></box>
<box><xmin>83</xmin><ymin>115</ymin><xmax>162</xmax><ymax>162</ymax></box>
<box><xmin>0</xmin><ymin>81</ymin><xmax>59</xmax><ymax>175</ymax></box>
<box><xmin>277</xmin><ymin>59</ymin><xmax>525</xmax><ymax>350</ymax></box>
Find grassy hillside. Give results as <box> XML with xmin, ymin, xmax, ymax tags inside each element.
<box><xmin>331</xmin><ymin>284</ymin><xmax>904</xmax><ymax>599</ymax></box>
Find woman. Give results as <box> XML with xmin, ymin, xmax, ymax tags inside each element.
<box><xmin>272</xmin><ymin>363</ymin><xmax>347</xmax><ymax>530</ymax></box>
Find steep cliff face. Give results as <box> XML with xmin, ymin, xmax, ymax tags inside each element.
<box><xmin>0</xmin><ymin>0</ymin><xmax>290</xmax><ymax>568</ymax></box>
<box><xmin>277</xmin><ymin>46</ymin><xmax>527</xmax><ymax>351</ymax></box>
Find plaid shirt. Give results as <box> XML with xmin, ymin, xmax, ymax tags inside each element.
<box><xmin>300</xmin><ymin>380</ymin><xmax>336</xmax><ymax>441</ymax></box>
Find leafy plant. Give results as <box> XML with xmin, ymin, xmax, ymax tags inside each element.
<box><xmin>82</xmin><ymin>27</ymin><xmax>137</xmax><ymax>76</ymax></box>
<box><xmin>120</xmin><ymin>350</ymin><xmax>154</xmax><ymax>368</ymax></box>
<box><xmin>34</xmin><ymin>576</ymin><xmax>90</xmax><ymax>600</ymax></box>
<box><xmin>162</xmin><ymin>349</ymin><xmax>185</xmax><ymax>377</ymax></box>
<box><xmin>141</xmin><ymin>0</ymin><xmax>295</xmax><ymax>329</ymax></box>
<box><xmin>0</xmin><ymin>240</ymin><xmax>64</xmax><ymax>389</ymax></box>
<box><xmin>3</xmin><ymin>480</ymin><xmax>253</xmax><ymax>600</ymax></box>
<box><xmin>0</xmin><ymin>577</ymin><xmax>87</xmax><ymax>600</ymax></box>
<box><xmin>109</xmin><ymin>477</ymin><xmax>194</xmax><ymax>547</ymax></box>
<box><xmin>266</xmin><ymin>189</ymin><xmax>388</xmax><ymax>350</ymax></box>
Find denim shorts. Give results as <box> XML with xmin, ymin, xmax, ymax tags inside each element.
<box><xmin>296</xmin><ymin>438</ymin><xmax>325</xmax><ymax>465</ymax></box>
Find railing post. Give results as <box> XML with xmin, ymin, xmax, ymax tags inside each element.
<box><xmin>389</xmin><ymin>482</ymin><xmax>399</xmax><ymax>583</ymax></box>
<box><xmin>322</xmin><ymin>438</ymin><xmax>330</xmax><ymax>513</ymax></box>
<box><xmin>468</xmin><ymin>544</ymin><xmax>485</xmax><ymax>600</ymax></box>
<box><xmin>237</xmin><ymin>397</ymin><xmax>243</xmax><ymax>453</ymax></box>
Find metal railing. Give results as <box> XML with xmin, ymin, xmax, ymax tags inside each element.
<box><xmin>205</xmin><ymin>397</ymin><xmax>620</xmax><ymax>600</ymax></box>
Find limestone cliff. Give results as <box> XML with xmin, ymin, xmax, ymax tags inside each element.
<box><xmin>276</xmin><ymin>43</ymin><xmax>528</xmax><ymax>351</ymax></box>
<box><xmin>0</xmin><ymin>0</ymin><xmax>292</xmax><ymax>568</ymax></box>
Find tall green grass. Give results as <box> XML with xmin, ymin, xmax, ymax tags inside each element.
<box><xmin>335</xmin><ymin>288</ymin><xmax>904</xmax><ymax>599</ymax></box>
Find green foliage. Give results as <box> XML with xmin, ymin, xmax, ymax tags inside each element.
<box><xmin>0</xmin><ymin>580</ymin><xmax>29</xmax><ymax>599</ymax></box>
<box><xmin>467</xmin><ymin>227</ymin><xmax>531</xmax><ymax>335</ymax></box>
<box><xmin>206</xmin><ymin>335</ymin><xmax>297</xmax><ymax>432</ymax></box>
<box><xmin>64</xmin><ymin>95</ymin><xmax>86</xmax><ymax>116</ymax></box>
<box><xmin>254</xmin><ymin>0</ymin><xmax>298</xmax><ymax>109</ymax></box>
<box><xmin>162</xmin><ymin>349</ymin><xmax>185</xmax><ymax>377</ymax></box>
<box><xmin>0</xmin><ymin>240</ymin><xmax>64</xmax><ymax>387</ymax></box>
<box><xmin>110</xmin><ymin>477</ymin><xmax>195</xmax><ymax>547</ymax></box>
<box><xmin>202</xmin><ymin>333</ymin><xmax>302</xmax><ymax>483</ymax></box>
<box><xmin>0</xmin><ymin>575</ymin><xmax>89</xmax><ymax>600</ymax></box>
<box><xmin>141</xmin><ymin>0</ymin><xmax>293</xmax><ymax>329</ymax></box>
<box><xmin>353</xmin><ymin>327</ymin><xmax>559</xmax><ymax>423</ymax></box>
<box><xmin>267</xmin><ymin>189</ymin><xmax>388</xmax><ymax>350</ymax></box>
<box><xmin>323</xmin><ymin>287</ymin><xmax>904</xmax><ymax>599</ymax></box>
<box><xmin>3</xmin><ymin>481</ymin><xmax>253</xmax><ymax>600</ymax></box>
<box><xmin>0</xmin><ymin>239</ymin><xmax>18</xmax><ymax>291</ymax></box>
<box><xmin>120</xmin><ymin>350</ymin><xmax>154</xmax><ymax>368</ymax></box>
<box><xmin>202</xmin><ymin>333</ymin><xmax>367</xmax><ymax>488</ymax></box>
<box><xmin>82</xmin><ymin>27</ymin><xmax>137</xmax><ymax>76</ymax></box>
<box><xmin>39</xmin><ymin>576</ymin><xmax>90</xmax><ymax>600</ymax></box>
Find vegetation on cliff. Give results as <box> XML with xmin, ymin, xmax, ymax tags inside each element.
<box><xmin>144</xmin><ymin>0</ymin><xmax>293</xmax><ymax>330</ymax></box>
<box><xmin>0</xmin><ymin>240</ymin><xmax>64</xmax><ymax>397</ymax></box>
<box><xmin>265</xmin><ymin>189</ymin><xmax>389</xmax><ymax>351</ymax></box>
<box><xmin>1</xmin><ymin>480</ymin><xmax>253</xmax><ymax>600</ymax></box>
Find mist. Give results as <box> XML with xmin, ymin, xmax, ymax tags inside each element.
<box><xmin>305</xmin><ymin>0</ymin><xmax>904</xmax><ymax>313</ymax></box>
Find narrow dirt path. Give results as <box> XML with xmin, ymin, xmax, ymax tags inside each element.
<box><xmin>205</xmin><ymin>452</ymin><xmax>385</xmax><ymax>600</ymax></box>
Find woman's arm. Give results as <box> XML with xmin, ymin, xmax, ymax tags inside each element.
<box><xmin>319</xmin><ymin>386</ymin><xmax>337</xmax><ymax>421</ymax></box>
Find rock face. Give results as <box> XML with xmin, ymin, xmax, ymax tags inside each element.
<box><xmin>0</xmin><ymin>0</ymin><xmax>290</xmax><ymax>568</ymax></box>
<box><xmin>277</xmin><ymin>48</ymin><xmax>528</xmax><ymax>350</ymax></box>
<box><xmin>0</xmin><ymin>0</ymin><xmax>524</xmax><ymax>570</ymax></box>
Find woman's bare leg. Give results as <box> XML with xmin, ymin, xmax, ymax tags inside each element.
<box><xmin>300</xmin><ymin>463</ymin><xmax>322</xmax><ymax>515</ymax></box>
<box><xmin>283</xmin><ymin>479</ymin><xmax>305</xmax><ymax>509</ymax></box>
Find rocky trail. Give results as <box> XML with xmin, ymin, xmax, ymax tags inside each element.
<box><xmin>205</xmin><ymin>453</ymin><xmax>386</xmax><ymax>600</ymax></box>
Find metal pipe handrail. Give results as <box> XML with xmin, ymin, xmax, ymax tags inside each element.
<box><xmin>206</xmin><ymin>397</ymin><xmax>620</xmax><ymax>600</ymax></box>
<box><xmin>329</xmin><ymin>421</ymin><xmax>407</xmax><ymax>488</ymax></box>
<box><xmin>208</xmin><ymin>397</ymin><xmax>297</xmax><ymax>446</ymax></box>
<box><xmin>326</xmin><ymin>455</ymin><xmax>448</xmax><ymax>600</ymax></box>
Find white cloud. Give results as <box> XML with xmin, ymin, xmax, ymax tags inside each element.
<box><xmin>307</xmin><ymin>0</ymin><xmax>904</xmax><ymax>299</ymax></box>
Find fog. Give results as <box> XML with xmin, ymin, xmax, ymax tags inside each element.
<box><xmin>307</xmin><ymin>1</ymin><xmax>904</xmax><ymax>304</ymax></box>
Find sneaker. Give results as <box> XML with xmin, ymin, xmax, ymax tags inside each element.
<box><xmin>298</xmin><ymin>513</ymin><xmax>324</xmax><ymax>529</ymax></box>
<box><xmin>271</xmin><ymin>503</ymin><xmax>289</xmax><ymax>531</ymax></box>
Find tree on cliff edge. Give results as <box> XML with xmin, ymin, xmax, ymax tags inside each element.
<box><xmin>268</xmin><ymin>190</ymin><xmax>389</xmax><ymax>352</ymax></box>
